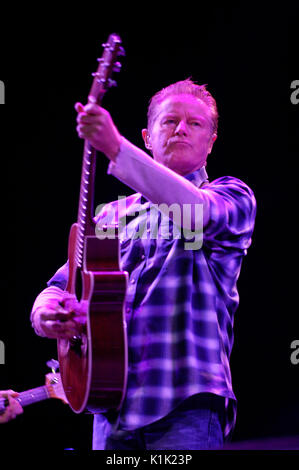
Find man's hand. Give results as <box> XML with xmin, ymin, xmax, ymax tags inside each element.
<box><xmin>32</xmin><ymin>293</ymin><xmax>86</xmax><ymax>340</ymax></box>
<box><xmin>75</xmin><ymin>102</ymin><xmax>121</xmax><ymax>161</ymax></box>
<box><xmin>0</xmin><ymin>390</ymin><xmax>23</xmax><ymax>423</ymax></box>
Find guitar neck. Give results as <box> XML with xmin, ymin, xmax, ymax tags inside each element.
<box><xmin>74</xmin><ymin>141</ymin><xmax>97</xmax><ymax>268</ymax></box>
<box><xmin>16</xmin><ymin>385</ymin><xmax>50</xmax><ymax>407</ymax></box>
<box><xmin>73</xmin><ymin>35</ymin><xmax>124</xmax><ymax>270</ymax></box>
<box><xmin>0</xmin><ymin>386</ymin><xmax>49</xmax><ymax>413</ymax></box>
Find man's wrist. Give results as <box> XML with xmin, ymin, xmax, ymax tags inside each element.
<box><xmin>107</xmin><ymin>135</ymin><xmax>122</xmax><ymax>162</ymax></box>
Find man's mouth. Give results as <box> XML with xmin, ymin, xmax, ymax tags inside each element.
<box><xmin>168</xmin><ymin>140</ymin><xmax>191</xmax><ymax>147</ymax></box>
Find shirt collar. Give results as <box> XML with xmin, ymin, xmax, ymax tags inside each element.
<box><xmin>184</xmin><ymin>166</ymin><xmax>209</xmax><ymax>188</ymax></box>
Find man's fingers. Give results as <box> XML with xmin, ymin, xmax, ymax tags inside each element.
<box><xmin>75</xmin><ymin>102</ymin><xmax>85</xmax><ymax>113</ymax></box>
<box><xmin>83</xmin><ymin>103</ymin><xmax>103</xmax><ymax>114</ymax></box>
<box><xmin>40</xmin><ymin>310</ymin><xmax>73</xmax><ymax>322</ymax></box>
<box><xmin>43</xmin><ymin>320</ymin><xmax>81</xmax><ymax>339</ymax></box>
<box><xmin>7</xmin><ymin>397</ymin><xmax>23</xmax><ymax>415</ymax></box>
<box><xmin>77</xmin><ymin>113</ymin><xmax>103</xmax><ymax>124</ymax></box>
<box><xmin>53</xmin><ymin>311</ymin><xmax>75</xmax><ymax>322</ymax></box>
<box><xmin>49</xmin><ymin>320</ymin><xmax>77</xmax><ymax>331</ymax></box>
<box><xmin>75</xmin><ymin>102</ymin><xmax>102</xmax><ymax>115</ymax></box>
<box><xmin>0</xmin><ymin>390</ymin><xmax>13</xmax><ymax>398</ymax></box>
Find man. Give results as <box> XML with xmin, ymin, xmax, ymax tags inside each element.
<box><xmin>31</xmin><ymin>79</ymin><xmax>256</xmax><ymax>450</ymax></box>
<box><xmin>0</xmin><ymin>390</ymin><xmax>23</xmax><ymax>423</ymax></box>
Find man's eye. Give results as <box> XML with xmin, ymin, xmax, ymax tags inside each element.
<box><xmin>163</xmin><ymin>119</ymin><xmax>176</xmax><ymax>125</ymax></box>
<box><xmin>190</xmin><ymin>121</ymin><xmax>201</xmax><ymax>127</ymax></box>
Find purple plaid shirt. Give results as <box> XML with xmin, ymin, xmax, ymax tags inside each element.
<box><xmin>45</xmin><ymin>138</ymin><xmax>256</xmax><ymax>447</ymax></box>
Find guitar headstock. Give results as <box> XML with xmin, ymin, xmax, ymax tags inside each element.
<box><xmin>88</xmin><ymin>33</ymin><xmax>125</xmax><ymax>105</ymax></box>
<box><xmin>45</xmin><ymin>372</ymin><xmax>68</xmax><ymax>404</ymax></box>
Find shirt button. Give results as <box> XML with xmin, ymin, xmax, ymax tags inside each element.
<box><xmin>126</xmin><ymin>307</ymin><xmax>131</xmax><ymax>314</ymax></box>
<box><xmin>130</xmin><ymin>278</ymin><xmax>136</xmax><ymax>284</ymax></box>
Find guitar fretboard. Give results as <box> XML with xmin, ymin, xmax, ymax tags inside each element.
<box><xmin>17</xmin><ymin>386</ymin><xmax>49</xmax><ymax>407</ymax></box>
<box><xmin>75</xmin><ymin>143</ymin><xmax>97</xmax><ymax>268</ymax></box>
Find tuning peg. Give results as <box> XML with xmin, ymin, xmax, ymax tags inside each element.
<box><xmin>46</xmin><ymin>359</ymin><xmax>59</xmax><ymax>373</ymax></box>
<box><xmin>108</xmin><ymin>79</ymin><xmax>117</xmax><ymax>88</ymax></box>
<box><xmin>117</xmin><ymin>46</ymin><xmax>125</xmax><ymax>57</ymax></box>
<box><xmin>113</xmin><ymin>61</ymin><xmax>122</xmax><ymax>72</ymax></box>
<box><xmin>92</xmin><ymin>73</ymin><xmax>106</xmax><ymax>84</ymax></box>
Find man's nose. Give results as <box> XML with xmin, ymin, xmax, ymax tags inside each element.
<box><xmin>175</xmin><ymin>120</ymin><xmax>188</xmax><ymax>135</ymax></box>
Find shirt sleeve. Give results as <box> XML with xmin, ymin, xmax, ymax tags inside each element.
<box><xmin>30</xmin><ymin>262</ymin><xmax>69</xmax><ymax>335</ymax></box>
<box><xmin>107</xmin><ymin>137</ymin><xmax>256</xmax><ymax>249</ymax></box>
<box><xmin>107</xmin><ymin>137</ymin><xmax>210</xmax><ymax>227</ymax></box>
<box><xmin>201</xmin><ymin>176</ymin><xmax>256</xmax><ymax>251</ymax></box>
<box><xmin>46</xmin><ymin>261</ymin><xmax>69</xmax><ymax>290</ymax></box>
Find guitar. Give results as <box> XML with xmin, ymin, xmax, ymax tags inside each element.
<box><xmin>0</xmin><ymin>361</ymin><xmax>67</xmax><ymax>415</ymax></box>
<box><xmin>57</xmin><ymin>34</ymin><xmax>128</xmax><ymax>414</ymax></box>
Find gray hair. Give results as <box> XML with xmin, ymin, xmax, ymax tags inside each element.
<box><xmin>147</xmin><ymin>78</ymin><xmax>218</xmax><ymax>135</ymax></box>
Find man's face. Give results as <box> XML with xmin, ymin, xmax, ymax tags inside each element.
<box><xmin>142</xmin><ymin>93</ymin><xmax>217</xmax><ymax>176</ymax></box>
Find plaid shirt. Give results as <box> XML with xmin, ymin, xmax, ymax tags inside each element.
<box><xmin>45</xmin><ymin>139</ymin><xmax>256</xmax><ymax>445</ymax></box>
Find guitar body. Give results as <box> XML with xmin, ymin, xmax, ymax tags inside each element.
<box><xmin>57</xmin><ymin>35</ymin><xmax>128</xmax><ymax>414</ymax></box>
<box><xmin>58</xmin><ymin>224</ymin><xmax>128</xmax><ymax>414</ymax></box>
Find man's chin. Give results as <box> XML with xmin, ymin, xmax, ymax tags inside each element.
<box><xmin>154</xmin><ymin>152</ymin><xmax>204</xmax><ymax>175</ymax></box>
<box><xmin>164</xmin><ymin>153</ymin><xmax>193</xmax><ymax>174</ymax></box>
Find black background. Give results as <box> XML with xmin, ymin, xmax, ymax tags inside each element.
<box><xmin>0</xmin><ymin>3</ymin><xmax>298</xmax><ymax>451</ymax></box>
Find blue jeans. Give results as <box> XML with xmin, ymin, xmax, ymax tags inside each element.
<box><xmin>102</xmin><ymin>393</ymin><xmax>224</xmax><ymax>450</ymax></box>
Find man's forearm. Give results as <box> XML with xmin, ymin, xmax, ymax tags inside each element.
<box><xmin>107</xmin><ymin>137</ymin><xmax>210</xmax><ymax>228</ymax></box>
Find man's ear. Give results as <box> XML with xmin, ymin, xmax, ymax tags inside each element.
<box><xmin>142</xmin><ymin>128</ymin><xmax>152</xmax><ymax>150</ymax></box>
<box><xmin>208</xmin><ymin>133</ymin><xmax>217</xmax><ymax>154</ymax></box>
